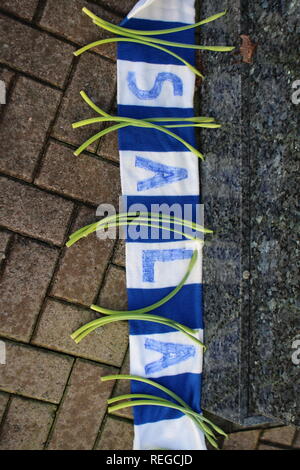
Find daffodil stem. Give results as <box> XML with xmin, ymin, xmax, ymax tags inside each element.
<box><xmin>83</xmin><ymin>7</ymin><xmax>227</xmax><ymax>36</ymax></box>
<box><xmin>72</xmin><ymin>114</ymin><xmax>204</xmax><ymax>158</ymax></box>
<box><xmin>90</xmin><ymin>250</ymin><xmax>198</xmax><ymax>315</ymax></box>
<box><xmin>74</xmin><ymin>37</ymin><xmax>203</xmax><ymax>79</ymax></box>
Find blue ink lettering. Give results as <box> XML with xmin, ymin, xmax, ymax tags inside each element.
<box><xmin>127</xmin><ymin>71</ymin><xmax>183</xmax><ymax>100</ymax></box>
<box><xmin>144</xmin><ymin>338</ymin><xmax>196</xmax><ymax>374</ymax></box>
<box><xmin>142</xmin><ymin>249</ymin><xmax>193</xmax><ymax>283</ymax></box>
<box><xmin>136</xmin><ymin>156</ymin><xmax>187</xmax><ymax>191</ymax></box>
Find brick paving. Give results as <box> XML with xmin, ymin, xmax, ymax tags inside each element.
<box><xmin>0</xmin><ymin>0</ymin><xmax>298</xmax><ymax>451</ymax></box>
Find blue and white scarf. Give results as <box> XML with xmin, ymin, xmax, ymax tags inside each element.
<box><xmin>117</xmin><ymin>0</ymin><xmax>205</xmax><ymax>450</ymax></box>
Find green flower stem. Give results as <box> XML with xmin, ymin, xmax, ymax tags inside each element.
<box><xmin>72</xmin><ymin>116</ymin><xmax>204</xmax><ymax>159</ymax></box>
<box><xmin>73</xmin><ymin>116</ymin><xmax>220</xmax><ymax>130</ymax></box>
<box><xmin>145</xmin><ymin>116</ymin><xmax>215</xmax><ymax>123</ymax></box>
<box><xmin>79</xmin><ymin>90</ymin><xmax>110</xmax><ymax>117</ymax></box>
<box><xmin>80</xmin><ymin>91</ymin><xmax>215</xmax><ymax>123</ymax></box>
<box><xmin>106</xmin><ymin>394</ymin><xmax>215</xmax><ymax>438</ymax></box>
<box><xmin>90</xmin><ymin>17</ymin><xmax>235</xmax><ymax>53</ymax></box>
<box><xmin>89</xmin><ymin>220</ymin><xmax>200</xmax><ymax>242</ymax></box>
<box><xmin>72</xmin><ymin>122</ymin><xmax>129</xmax><ymax>156</ymax></box>
<box><xmin>83</xmin><ymin>7</ymin><xmax>227</xmax><ymax>36</ymax></box>
<box><xmin>74</xmin><ymin>37</ymin><xmax>204</xmax><ymax>79</ymax></box>
<box><xmin>67</xmin><ymin>213</ymin><xmax>211</xmax><ymax>246</ymax></box>
<box><xmin>74</xmin><ymin>314</ymin><xmax>197</xmax><ymax>338</ymax></box>
<box><xmin>71</xmin><ymin>314</ymin><xmax>205</xmax><ymax>348</ymax></box>
<box><xmin>67</xmin><ymin>221</ymin><xmax>200</xmax><ymax>247</ymax></box>
<box><xmin>107</xmin><ymin>394</ymin><xmax>171</xmax><ymax>405</ymax></box>
<box><xmin>101</xmin><ymin>374</ymin><xmax>226</xmax><ymax>442</ymax></box>
<box><xmin>163</xmin><ymin>123</ymin><xmax>221</xmax><ymax>129</ymax></box>
<box><xmin>101</xmin><ymin>374</ymin><xmax>191</xmax><ymax>409</ymax></box>
<box><xmin>68</xmin><ymin>211</ymin><xmax>212</xmax><ymax>243</ymax></box>
<box><xmin>105</xmin><ymin>212</ymin><xmax>210</xmax><ymax>233</ymax></box>
<box><xmin>90</xmin><ymin>249</ymin><xmax>198</xmax><ymax>315</ymax></box>
<box><xmin>107</xmin><ymin>400</ymin><xmax>214</xmax><ymax>436</ymax></box>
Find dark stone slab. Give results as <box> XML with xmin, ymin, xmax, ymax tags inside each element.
<box><xmin>199</xmin><ymin>0</ymin><xmax>300</xmax><ymax>427</ymax></box>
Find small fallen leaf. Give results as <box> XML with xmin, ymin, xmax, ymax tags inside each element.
<box><xmin>240</xmin><ymin>34</ymin><xmax>257</xmax><ymax>64</ymax></box>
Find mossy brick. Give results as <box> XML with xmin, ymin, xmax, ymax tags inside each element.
<box><xmin>0</xmin><ymin>77</ymin><xmax>61</xmax><ymax>182</ymax></box>
<box><xmin>0</xmin><ymin>236</ymin><xmax>58</xmax><ymax>341</ymax></box>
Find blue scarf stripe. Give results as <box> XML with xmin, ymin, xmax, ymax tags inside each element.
<box><xmin>118</xmin><ymin>18</ymin><xmax>196</xmax><ymax>65</ymax></box>
<box><xmin>128</xmin><ymin>284</ymin><xmax>204</xmax><ymax>334</ymax></box>
<box><xmin>131</xmin><ymin>372</ymin><xmax>202</xmax><ymax>425</ymax></box>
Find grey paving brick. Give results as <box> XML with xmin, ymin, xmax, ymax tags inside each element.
<box><xmin>52</xmin><ymin>53</ymin><xmax>116</xmax><ymax>150</ymax></box>
<box><xmin>35</xmin><ymin>140</ymin><xmax>121</xmax><ymax>206</ymax></box>
<box><xmin>0</xmin><ymin>77</ymin><xmax>61</xmax><ymax>181</ymax></box>
<box><xmin>0</xmin><ymin>0</ymin><xmax>39</xmax><ymax>21</ymax></box>
<box><xmin>222</xmin><ymin>430</ymin><xmax>261</xmax><ymax>450</ymax></box>
<box><xmin>112</xmin><ymin>239</ymin><xmax>125</xmax><ymax>267</ymax></box>
<box><xmin>0</xmin><ymin>66</ymin><xmax>15</xmax><ymax>104</ymax></box>
<box><xmin>97</xmin><ymin>0</ymin><xmax>137</xmax><ymax>16</ymax></box>
<box><xmin>111</xmin><ymin>350</ymin><xmax>132</xmax><ymax>420</ymax></box>
<box><xmin>0</xmin><ymin>14</ymin><xmax>74</xmax><ymax>87</ymax></box>
<box><xmin>97</xmin><ymin>124</ymin><xmax>119</xmax><ymax>162</ymax></box>
<box><xmin>98</xmin><ymin>264</ymin><xmax>127</xmax><ymax>310</ymax></box>
<box><xmin>0</xmin><ymin>177</ymin><xmax>74</xmax><ymax>246</ymax></box>
<box><xmin>0</xmin><ymin>342</ymin><xmax>73</xmax><ymax>403</ymax></box>
<box><xmin>0</xmin><ymin>236</ymin><xmax>58</xmax><ymax>341</ymax></box>
<box><xmin>0</xmin><ymin>231</ymin><xmax>11</xmax><ymax>266</ymax></box>
<box><xmin>293</xmin><ymin>431</ymin><xmax>300</xmax><ymax>448</ymax></box>
<box><xmin>97</xmin><ymin>416</ymin><xmax>133</xmax><ymax>450</ymax></box>
<box><xmin>39</xmin><ymin>0</ymin><xmax>120</xmax><ymax>61</ymax></box>
<box><xmin>261</xmin><ymin>426</ymin><xmax>296</xmax><ymax>447</ymax></box>
<box><xmin>51</xmin><ymin>206</ymin><xmax>115</xmax><ymax>305</ymax></box>
<box><xmin>0</xmin><ymin>392</ymin><xmax>9</xmax><ymax>423</ymax></box>
<box><xmin>257</xmin><ymin>444</ymin><xmax>282</xmax><ymax>450</ymax></box>
<box><xmin>0</xmin><ymin>396</ymin><xmax>56</xmax><ymax>450</ymax></box>
<box><xmin>33</xmin><ymin>298</ymin><xmax>128</xmax><ymax>367</ymax></box>
<box><xmin>47</xmin><ymin>359</ymin><xmax>117</xmax><ymax>450</ymax></box>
